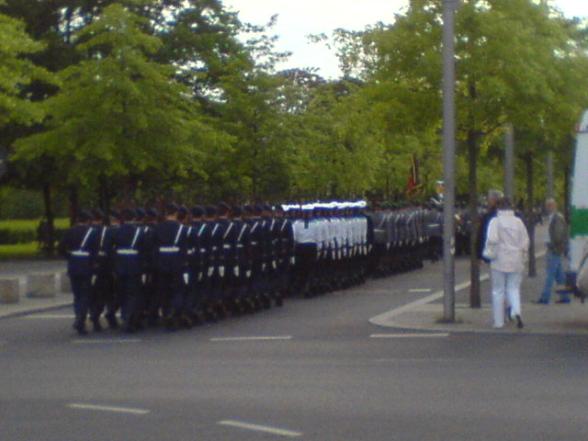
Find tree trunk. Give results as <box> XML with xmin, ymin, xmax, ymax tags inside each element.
<box><xmin>564</xmin><ymin>164</ymin><xmax>570</xmax><ymax>223</ymax></box>
<box><xmin>468</xmin><ymin>130</ymin><xmax>481</xmax><ymax>308</ymax></box>
<box><xmin>68</xmin><ymin>186</ymin><xmax>79</xmax><ymax>227</ymax></box>
<box><xmin>42</xmin><ymin>183</ymin><xmax>55</xmax><ymax>256</ymax></box>
<box><xmin>98</xmin><ymin>175</ymin><xmax>112</xmax><ymax>219</ymax></box>
<box><xmin>526</xmin><ymin>152</ymin><xmax>537</xmax><ymax>277</ymax></box>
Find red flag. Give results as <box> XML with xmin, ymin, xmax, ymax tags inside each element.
<box><xmin>406</xmin><ymin>154</ymin><xmax>420</xmax><ymax>196</ymax></box>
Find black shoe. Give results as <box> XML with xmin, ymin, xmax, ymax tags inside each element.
<box><xmin>106</xmin><ymin>314</ymin><xmax>119</xmax><ymax>329</ymax></box>
<box><xmin>91</xmin><ymin>319</ymin><xmax>103</xmax><ymax>333</ymax></box>
<box><xmin>74</xmin><ymin>321</ymin><xmax>88</xmax><ymax>336</ymax></box>
<box><xmin>516</xmin><ymin>315</ymin><xmax>524</xmax><ymax>329</ymax></box>
<box><xmin>165</xmin><ymin>316</ymin><xmax>179</xmax><ymax>332</ymax></box>
<box><xmin>180</xmin><ymin>314</ymin><xmax>193</xmax><ymax>329</ymax></box>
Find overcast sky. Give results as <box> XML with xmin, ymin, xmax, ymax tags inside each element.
<box><xmin>222</xmin><ymin>0</ymin><xmax>587</xmax><ymax>79</ymax></box>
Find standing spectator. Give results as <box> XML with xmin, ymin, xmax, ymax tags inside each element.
<box><xmin>477</xmin><ymin>189</ymin><xmax>503</xmax><ymax>263</ymax></box>
<box><xmin>537</xmin><ymin>198</ymin><xmax>569</xmax><ymax>304</ymax></box>
<box><xmin>484</xmin><ymin>197</ymin><xmax>529</xmax><ymax>329</ymax></box>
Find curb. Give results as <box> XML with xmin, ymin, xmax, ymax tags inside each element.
<box><xmin>0</xmin><ymin>300</ymin><xmax>72</xmax><ymax>320</ymax></box>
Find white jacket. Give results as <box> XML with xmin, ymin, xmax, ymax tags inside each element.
<box><xmin>484</xmin><ymin>210</ymin><xmax>530</xmax><ymax>273</ymax></box>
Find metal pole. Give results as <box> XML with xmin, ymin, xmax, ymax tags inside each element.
<box><xmin>547</xmin><ymin>151</ymin><xmax>554</xmax><ymax>199</ymax></box>
<box><xmin>504</xmin><ymin>124</ymin><xmax>515</xmax><ymax>201</ymax></box>
<box><xmin>442</xmin><ymin>0</ymin><xmax>457</xmax><ymax>322</ymax></box>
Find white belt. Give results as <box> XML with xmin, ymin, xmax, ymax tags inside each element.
<box><xmin>250</xmin><ymin>241</ymin><xmax>258</xmax><ymax>246</ymax></box>
<box><xmin>236</xmin><ymin>244</ymin><xmax>244</xmax><ymax>249</ymax></box>
<box><xmin>223</xmin><ymin>245</ymin><xmax>232</xmax><ymax>250</ymax></box>
<box><xmin>159</xmin><ymin>246</ymin><xmax>180</xmax><ymax>253</ymax></box>
<box><xmin>200</xmin><ymin>248</ymin><xmax>206</xmax><ymax>253</ymax></box>
<box><xmin>98</xmin><ymin>251</ymin><xmax>107</xmax><ymax>257</ymax></box>
<box><xmin>71</xmin><ymin>250</ymin><xmax>90</xmax><ymax>257</ymax></box>
<box><xmin>116</xmin><ymin>249</ymin><xmax>139</xmax><ymax>256</ymax></box>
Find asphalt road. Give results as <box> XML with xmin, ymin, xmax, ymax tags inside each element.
<box><xmin>2</xmin><ymin>257</ymin><xmax>588</xmax><ymax>441</ymax></box>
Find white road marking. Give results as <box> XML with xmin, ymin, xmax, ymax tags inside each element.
<box><xmin>67</xmin><ymin>403</ymin><xmax>149</xmax><ymax>415</ymax></box>
<box><xmin>370</xmin><ymin>249</ymin><xmax>548</xmax><ymax>327</ymax></box>
<box><xmin>71</xmin><ymin>339</ymin><xmax>142</xmax><ymax>345</ymax></box>
<box><xmin>25</xmin><ymin>314</ymin><xmax>76</xmax><ymax>320</ymax></box>
<box><xmin>210</xmin><ymin>336</ymin><xmax>293</xmax><ymax>342</ymax></box>
<box><xmin>369</xmin><ymin>275</ymin><xmax>489</xmax><ymax>326</ymax></box>
<box><xmin>409</xmin><ymin>288</ymin><xmax>432</xmax><ymax>293</ymax></box>
<box><xmin>218</xmin><ymin>420</ymin><xmax>302</xmax><ymax>438</ymax></box>
<box><xmin>370</xmin><ymin>333</ymin><xmax>449</xmax><ymax>339</ymax></box>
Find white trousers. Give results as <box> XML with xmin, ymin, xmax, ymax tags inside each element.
<box><xmin>491</xmin><ymin>270</ymin><xmax>522</xmax><ymax>328</ymax></box>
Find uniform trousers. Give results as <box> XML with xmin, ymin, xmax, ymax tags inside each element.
<box><xmin>70</xmin><ymin>275</ymin><xmax>92</xmax><ymax>324</ymax></box>
<box><xmin>116</xmin><ymin>274</ymin><xmax>142</xmax><ymax>323</ymax></box>
<box><xmin>491</xmin><ymin>270</ymin><xmax>522</xmax><ymax>328</ymax></box>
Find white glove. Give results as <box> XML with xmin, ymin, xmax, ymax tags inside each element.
<box><xmin>290</xmin><ymin>256</ymin><xmax>296</xmax><ymax>265</ymax></box>
<box><xmin>246</xmin><ymin>270</ymin><xmax>252</xmax><ymax>278</ymax></box>
<box><xmin>272</xmin><ymin>260</ymin><xmax>277</xmax><ymax>270</ymax></box>
<box><xmin>141</xmin><ymin>274</ymin><xmax>147</xmax><ymax>285</ymax></box>
<box><xmin>262</xmin><ymin>263</ymin><xmax>267</xmax><ymax>272</ymax></box>
<box><xmin>183</xmin><ymin>273</ymin><xmax>190</xmax><ymax>285</ymax></box>
<box><xmin>197</xmin><ymin>272</ymin><xmax>203</xmax><ymax>282</ymax></box>
<box><xmin>234</xmin><ymin>266</ymin><xmax>240</xmax><ymax>277</ymax></box>
<box><xmin>219</xmin><ymin>266</ymin><xmax>225</xmax><ymax>278</ymax></box>
<box><xmin>91</xmin><ymin>275</ymin><xmax>97</xmax><ymax>286</ymax></box>
<box><xmin>207</xmin><ymin>266</ymin><xmax>214</xmax><ymax>277</ymax></box>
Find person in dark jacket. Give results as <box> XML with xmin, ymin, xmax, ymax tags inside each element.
<box><xmin>477</xmin><ymin>190</ymin><xmax>503</xmax><ymax>263</ymax></box>
<box><xmin>59</xmin><ymin>210</ymin><xmax>99</xmax><ymax>335</ymax></box>
<box><xmin>538</xmin><ymin>198</ymin><xmax>570</xmax><ymax>304</ymax></box>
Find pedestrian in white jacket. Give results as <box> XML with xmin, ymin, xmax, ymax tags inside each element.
<box><xmin>484</xmin><ymin>198</ymin><xmax>530</xmax><ymax>329</ymax></box>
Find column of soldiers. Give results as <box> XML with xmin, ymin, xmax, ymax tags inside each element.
<box><xmin>369</xmin><ymin>204</ymin><xmax>444</xmax><ymax>276</ymax></box>
<box><xmin>60</xmin><ymin>200</ymin><xmax>440</xmax><ymax>336</ymax></box>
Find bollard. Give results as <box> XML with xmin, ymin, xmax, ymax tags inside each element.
<box><xmin>0</xmin><ymin>278</ymin><xmax>20</xmax><ymax>304</ymax></box>
<box><xmin>26</xmin><ymin>273</ymin><xmax>57</xmax><ymax>299</ymax></box>
<box><xmin>59</xmin><ymin>272</ymin><xmax>71</xmax><ymax>294</ymax></box>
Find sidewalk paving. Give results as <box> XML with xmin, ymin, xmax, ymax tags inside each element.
<box><xmin>371</xmin><ymin>252</ymin><xmax>588</xmax><ymax>335</ymax></box>
<box><xmin>0</xmin><ymin>290</ymin><xmax>72</xmax><ymax>319</ymax></box>
<box><xmin>0</xmin><ymin>259</ymin><xmax>70</xmax><ymax>319</ymax></box>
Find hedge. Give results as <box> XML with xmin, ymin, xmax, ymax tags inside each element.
<box><xmin>0</xmin><ymin>218</ymin><xmax>69</xmax><ymax>245</ymax></box>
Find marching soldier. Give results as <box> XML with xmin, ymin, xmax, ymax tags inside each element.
<box><xmin>60</xmin><ymin>210</ymin><xmax>99</xmax><ymax>335</ymax></box>
<box><xmin>89</xmin><ymin>209</ymin><xmax>116</xmax><ymax>332</ymax></box>
<box><xmin>110</xmin><ymin>208</ymin><xmax>147</xmax><ymax>333</ymax></box>
<box><xmin>152</xmin><ymin>203</ymin><xmax>189</xmax><ymax>331</ymax></box>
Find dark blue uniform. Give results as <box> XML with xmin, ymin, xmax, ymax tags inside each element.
<box><xmin>90</xmin><ymin>224</ymin><xmax>117</xmax><ymax>329</ymax></box>
<box><xmin>60</xmin><ymin>223</ymin><xmax>99</xmax><ymax>334</ymax></box>
<box><xmin>152</xmin><ymin>220</ymin><xmax>188</xmax><ymax>325</ymax></box>
<box><xmin>111</xmin><ymin>223</ymin><xmax>146</xmax><ymax>331</ymax></box>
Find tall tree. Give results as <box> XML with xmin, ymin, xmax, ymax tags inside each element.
<box><xmin>324</xmin><ymin>0</ymin><xmax>588</xmax><ymax>304</ymax></box>
<box><xmin>13</xmin><ymin>3</ymin><xmax>222</xmax><ymax>208</ymax></box>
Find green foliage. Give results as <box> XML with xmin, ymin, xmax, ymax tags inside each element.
<box><xmin>1</xmin><ymin>0</ymin><xmax>588</xmax><ymax>210</ymax></box>
<box><xmin>0</xmin><ymin>218</ymin><xmax>67</xmax><ymax>244</ymax></box>
<box><xmin>0</xmin><ymin>241</ymin><xmax>40</xmax><ymax>259</ymax></box>
<box><xmin>13</xmin><ymin>3</ymin><xmax>225</xmax><ymax>191</ymax></box>
<box><xmin>0</xmin><ymin>2</ymin><xmax>52</xmax><ymax>128</ymax></box>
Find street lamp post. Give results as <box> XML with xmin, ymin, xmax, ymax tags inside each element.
<box><xmin>504</xmin><ymin>124</ymin><xmax>515</xmax><ymax>200</ymax></box>
<box><xmin>442</xmin><ymin>0</ymin><xmax>458</xmax><ymax>322</ymax></box>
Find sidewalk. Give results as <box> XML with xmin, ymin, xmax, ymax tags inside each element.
<box><xmin>0</xmin><ymin>290</ymin><xmax>72</xmax><ymax>319</ymax></box>
<box><xmin>370</xmin><ymin>252</ymin><xmax>588</xmax><ymax>335</ymax></box>
<box><xmin>0</xmin><ymin>259</ymin><xmax>70</xmax><ymax>319</ymax></box>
